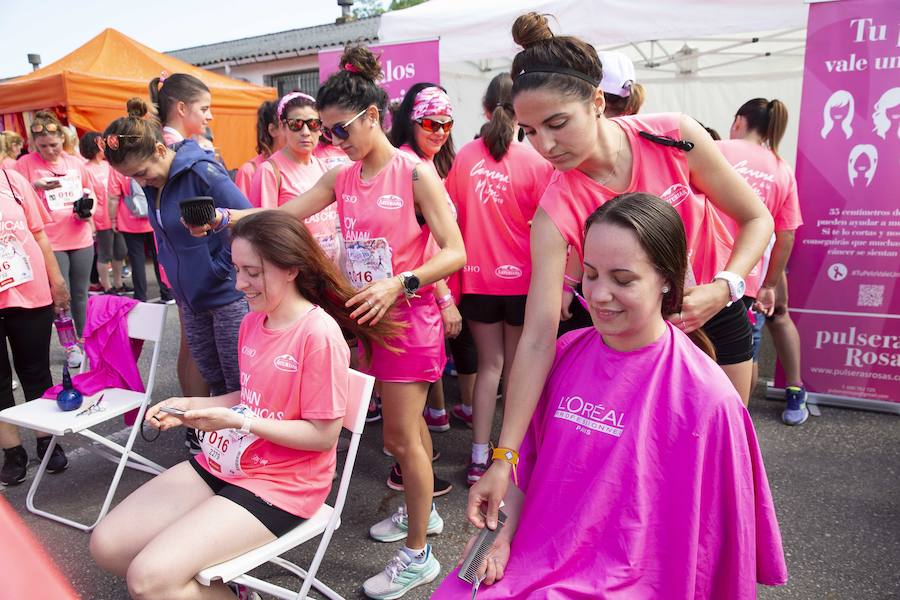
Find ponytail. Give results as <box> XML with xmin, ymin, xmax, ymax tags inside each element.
<box><xmin>736</xmin><ymin>97</ymin><xmax>789</xmax><ymax>156</ymax></box>
<box><xmin>480</xmin><ymin>73</ymin><xmax>516</xmax><ymax>161</ymax></box>
<box><xmin>148</xmin><ymin>73</ymin><xmax>210</xmax><ymax>127</ymax></box>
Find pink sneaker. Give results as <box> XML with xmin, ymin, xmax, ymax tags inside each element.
<box><xmin>424</xmin><ymin>410</ymin><xmax>450</xmax><ymax>432</ymax></box>
<box><xmin>467</xmin><ymin>460</ymin><xmax>489</xmax><ymax>486</ymax></box>
<box><xmin>450</xmin><ymin>404</ymin><xmax>473</xmax><ymax>428</ymax></box>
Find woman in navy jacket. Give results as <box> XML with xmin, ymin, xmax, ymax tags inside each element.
<box><xmin>101</xmin><ymin>105</ymin><xmax>250</xmax><ymax>397</ymax></box>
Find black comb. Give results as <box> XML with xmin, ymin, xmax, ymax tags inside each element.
<box><xmin>179</xmin><ymin>196</ymin><xmax>216</xmax><ymax>227</ymax></box>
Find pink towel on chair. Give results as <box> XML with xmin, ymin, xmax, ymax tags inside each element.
<box><xmin>44</xmin><ymin>295</ymin><xmax>145</xmax><ymax>401</ymax></box>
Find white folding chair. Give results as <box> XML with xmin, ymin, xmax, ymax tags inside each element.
<box><xmin>0</xmin><ymin>301</ymin><xmax>168</xmax><ymax>531</ymax></box>
<box><xmin>195</xmin><ymin>369</ymin><xmax>375</xmax><ymax>600</ymax></box>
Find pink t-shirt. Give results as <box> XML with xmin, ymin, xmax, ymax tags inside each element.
<box><xmin>540</xmin><ymin>113</ymin><xmax>736</xmax><ymax>287</ymax></box>
<box><xmin>249</xmin><ymin>151</ymin><xmax>338</xmax><ymax>258</ymax></box>
<box><xmin>446</xmin><ymin>139</ymin><xmax>552</xmax><ymax>295</ymax></box>
<box><xmin>13</xmin><ymin>152</ymin><xmax>99</xmax><ymax>252</ymax></box>
<box><xmin>162</xmin><ymin>127</ymin><xmax>184</xmax><ymax>147</ymax></box>
<box><xmin>0</xmin><ymin>169</ymin><xmax>53</xmax><ymax>309</ymax></box>
<box><xmin>108</xmin><ymin>169</ymin><xmax>152</xmax><ymax>234</ymax></box>
<box><xmin>234</xmin><ymin>153</ymin><xmax>266</xmax><ymax>197</ymax></box>
<box><xmin>194</xmin><ymin>307</ymin><xmax>350</xmax><ymax>518</ymax></box>
<box><xmin>314</xmin><ymin>143</ymin><xmax>352</xmax><ymax>171</ymax></box>
<box><xmin>716</xmin><ymin>140</ymin><xmax>802</xmax><ymax>295</ymax></box>
<box><xmin>1</xmin><ymin>157</ymin><xmax>16</xmax><ymax>169</ymax></box>
<box><xmin>432</xmin><ymin>323</ymin><xmax>787</xmax><ymax>598</ymax></box>
<box><xmin>83</xmin><ymin>160</ymin><xmax>112</xmax><ymax>231</ymax></box>
<box><xmin>335</xmin><ymin>151</ymin><xmax>435</xmax><ymax>292</ymax></box>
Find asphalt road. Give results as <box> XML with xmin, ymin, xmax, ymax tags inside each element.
<box><xmin>2</xmin><ymin>285</ymin><xmax>898</xmax><ymax>599</ymax></box>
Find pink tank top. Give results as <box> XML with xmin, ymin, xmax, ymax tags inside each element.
<box><xmin>335</xmin><ymin>151</ymin><xmax>434</xmax><ymax>292</ymax></box>
<box><xmin>447</xmin><ymin>139</ymin><xmax>552</xmax><ymax>295</ymax></box>
<box><xmin>539</xmin><ymin>113</ymin><xmax>735</xmax><ymax>287</ymax></box>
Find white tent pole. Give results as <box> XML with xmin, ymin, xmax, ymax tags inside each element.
<box><xmin>693</xmin><ymin>45</ymin><xmax>806</xmax><ymax>73</ymax></box>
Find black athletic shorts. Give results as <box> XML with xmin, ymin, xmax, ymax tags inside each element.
<box><xmin>460</xmin><ymin>294</ymin><xmax>527</xmax><ymax>326</ymax></box>
<box><xmin>700</xmin><ymin>300</ymin><xmax>754</xmax><ymax>365</ymax></box>
<box><xmin>189</xmin><ymin>458</ymin><xmax>304</xmax><ymax>536</ymax></box>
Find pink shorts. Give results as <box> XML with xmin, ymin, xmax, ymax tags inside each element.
<box><xmin>362</xmin><ymin>292</ymin><xmax>446</xmax><ymax>383</ymax></box>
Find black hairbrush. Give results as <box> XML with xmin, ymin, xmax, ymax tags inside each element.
<box><xmin>179</xmin><ymin>196</ymin><xmax>216</xmax><ymax>227</ymax></box>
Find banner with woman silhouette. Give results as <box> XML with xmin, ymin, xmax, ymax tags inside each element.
<box><xmin>781</xmin><ymin>0</ymin><xmax>900</xmax><ymax>408</ymax></box>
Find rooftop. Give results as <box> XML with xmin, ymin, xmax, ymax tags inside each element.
<box><xmin>168</xmin><ymin>17</ymin><xmax>380</xmax><ymax>67</ymax></box>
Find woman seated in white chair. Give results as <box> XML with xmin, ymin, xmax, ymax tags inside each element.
<box><xmin>434</xmin><ymin>193</ymin><xmax>788</xmax><ymax>599</ymax></box>
<box><xmin>90</xmin><ymin>211</ymin><xmax>397</xmax><ymax>600</ymax></box>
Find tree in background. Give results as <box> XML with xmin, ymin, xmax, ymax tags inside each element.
<box><xmin>353</xmin><ymin>0</ymin><xmax>427</xmax><ymax>19</ymax></box>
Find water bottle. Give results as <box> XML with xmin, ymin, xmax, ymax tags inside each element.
<box><xmin>54</xmin><ymin>310</ymin><xmax>77</xmax><ymax>349</ymax></box>
<box><xmin>56</xmin><ymin>364</ymin><xmax>83</xmax><ymax>412</ymax></box>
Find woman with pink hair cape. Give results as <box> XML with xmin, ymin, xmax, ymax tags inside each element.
<box><xmin>433</xmin><ymin>193</ymin><xmax>787</xmax><ymax>599</ymax></box>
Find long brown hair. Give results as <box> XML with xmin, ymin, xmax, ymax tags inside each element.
<box><xmin>584</xmin><ymin>193</ymin><xmax>715</xmax><ymax>359</ymax></box>
<box><xmin>480</xmin><ymin>73</ymin><xmax>516</xmax><ymax>161</ymax></box>
<box><xmin>231</xmin><ymin>211</ymin><xmax>401</xmax><ymax>357</ymax></box>
<box><xmin>148</xmin><ymin>73</ymin><xmax>210</xmax><ymax>127</ymax></box>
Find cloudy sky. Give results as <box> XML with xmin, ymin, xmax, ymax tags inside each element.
<box><xmin>0</xmin><ymin>0</ymin><xmax>375</xmax><ymax>79</ymax></box>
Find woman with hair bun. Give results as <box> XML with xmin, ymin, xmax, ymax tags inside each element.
<box><xmin>235</xmin><ymin>100</ymin><xmax>285</xmax><ymax>196</ymax></box>
<box><xmin>14</xmin><ymin>110</ymin><xmax>101</xmax><ymax>368</ymax></box>
<box><xmin>102</xmin><ymin>99</ymin><xmax>251</xmax><ymax>403</ymax></box>
<box><xmin>469</xmin><ymin>11</ymin><xmax>773</xmax><ymax>535</ymax></box>
<box><xmin>720</xmin><ymin>97</ymin><xmax>807</xmax><ymax>425</ymax></box>
<box><xmin>201</xmin><ymin>45</ymin><xmax>465</xmax><ymax>599</ymax></box>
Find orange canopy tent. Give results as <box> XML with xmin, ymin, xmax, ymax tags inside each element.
<box><xmin>0</xmin><ymin>28</ymin><xmax>275</xmax><ymax>167</ymax></box>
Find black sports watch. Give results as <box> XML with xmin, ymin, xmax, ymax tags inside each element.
<box><xmin>398</xmin><ymin>271</ymin><xmax>420</xmax><ymax>298</ymax></box>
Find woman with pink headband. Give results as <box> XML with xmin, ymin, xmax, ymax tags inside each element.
<box><xmin>387</xmin><ymin>83</ymin><xmax>469</xmax><ymax>497</ymax></box>
<box><xmin>249</xmin><ymin>92</ymin><xmax>340</xmax><ymax>262</ymax></box>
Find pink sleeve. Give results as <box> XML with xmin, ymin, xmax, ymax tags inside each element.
<box><xmin>773</xmin><ymin>165</ymin><xmax>802</xmax><ymax>231</ymax></box>
<box><xmin>9</xmin><ymin>171</ymin><xmax>50</xmax><ymax>232</ymax></box>
<box><xmin>298</xmin><ymin>328</ymin><xmax>350</xmax><ymax>420</ymax></box>
<box><xmin>249</xmin><ymin>162</ymin><xmax>279</xmax><ymax>209</ymax></box>
<box><xmin>235</xmin><ymin>161</ymin><xmax>256</xmax><ymax>196</ymax></box>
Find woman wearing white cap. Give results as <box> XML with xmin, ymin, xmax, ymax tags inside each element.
<box><xmin>598</xmin><ymin>50</ymin><xmax>646</xmax><ymax>118</ymax></box>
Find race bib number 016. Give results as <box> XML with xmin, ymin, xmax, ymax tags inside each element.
<box><xmin>44</xmin><ymin>172</ymin><xmax>83</xmax><ymax>212</ymax></box>
<box><xmin>344</xmin><ymin>238</ymin><xmax>393</xmax><ymax>290</ymax></box>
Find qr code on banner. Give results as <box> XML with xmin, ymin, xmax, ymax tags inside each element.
<box><xmin>857</xmin><ymin>284</ymin><xmax>884</xmax><ymax>307</ymax></box>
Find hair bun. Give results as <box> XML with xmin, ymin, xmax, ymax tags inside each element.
<box><xmin>126</xmin><ymin>97</ymin><xmax>149</xmax><ymax>118</ymax></box>
<box><xmin>512</xmin><ymin>12</ymin><xmax>554</xmax><ymax>49</ymax></box>
<box><xmin>340</xmin><ymin>46</ymin><xmax>383</xmax><ymax>82</ymax></box>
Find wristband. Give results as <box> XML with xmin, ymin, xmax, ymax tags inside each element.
<box><xmin>238</xmin><ymin>413</ymin><xmax>252</xmax><ymax>434</ymax></box>
<box><xmin>212</xmin><ymin>208</ymin><xmax>231</xmax><ymax>233</ymax></box>
<box><xmin>492</xmin><ymin>447</ymin><xmax>520</xmax><ymax>486</ymax></box>
<box><xmin>437</xmin><ymin>293</ymin><xmax>454</xmax><ymax>309</ymax></box>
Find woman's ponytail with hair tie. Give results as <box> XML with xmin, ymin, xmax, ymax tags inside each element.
<box><xmin>344</xmin><ymin>63</ymin><xmax>360</xmax><ymax>74</ymax></box>
<box><xmin>159</xmin><ymin>71</ymin><xmax>168</xmax><ymax>86</ymax></box>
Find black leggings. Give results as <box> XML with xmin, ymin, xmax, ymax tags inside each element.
<box><xmin>0</xmin><ymin>305</ymin><xmax>54</xmax><ymax>410</ymax></box>
<box><xmin>123</xmin><ymin>232</ymin><xmax>169</xmax><ymax>302</ymax></box>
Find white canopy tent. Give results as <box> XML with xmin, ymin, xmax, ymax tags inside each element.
<box><xmin>380</xmin><ymin>0</ymin><xmax>808</xmax><ymax>163</ymax></box>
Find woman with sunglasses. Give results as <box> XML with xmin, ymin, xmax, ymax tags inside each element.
<box><xmin>0</xmin><ymin>167</ymin><xmax>71</xmax><ymax>486</ymax></box>
<box><xmin>468</xmin><ymin>13</ymin><xmax>773</xmax><ymax>533</ymax></box>
<box><xmin>14</xmin><ymin>111</ymin><xmax>101</xmax><ymax>369</ymax></box>
<box><xmin>101</xmin><ymin>99</ymin><xmax>251</xmax><ymax>404</ymax></box>
<box><xmin>249</xmin><ymin>92</ymin><xmax>340</xmax><ymax>262</ymax></box>
<box><xmin>196</xmin><ymin>46</ymin><xmax>465</xmax><ymax>599</ymax></box>
<box><xmin>388</xmin><ymin>83</ymin><xmax>473</xmax><ymax>492</ymax></box>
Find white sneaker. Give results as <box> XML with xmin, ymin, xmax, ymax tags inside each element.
<box><xmin>369</xmin><ymin>504</ymin><xmax>444</xmax><ymax>543</ymax></box>
<box><xmin>362</xmin><ymin>546</ymin><xmax>440</xmax><ymax>599</ymax></box>
<box><xmin>66</xmin><ymin>345</ymin><xmax>83</xmax><ymax>369</ymax></box>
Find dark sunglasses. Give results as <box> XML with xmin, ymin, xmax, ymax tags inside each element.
<box><xmin>321</xmin><ymin>109</ymin><xmax>368</xmax><ymax>142</ymax></box>
<box><xmin>284</xmin><ymin>117</ymin><xmax>322</xmax><ymax>132</ymax></box>
<box><xmin>30</xmin><ymin>122</ymin><xmax>60</xmax><ymax>134</ymax></box>
<box><xmin>415</xmin><ymin>118</ymin><xmax>454</xmax><ymax>134</ymax></box>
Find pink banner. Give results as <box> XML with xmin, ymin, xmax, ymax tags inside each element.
<box><xmin>786</xmin><ymin>0</ymin><xmax>900</xmax><ymax>403</ymax></box>
<box><xmin>318</xmin><ymin>39</ymin><xmax>440</xmax><ymax>108</ymax></box>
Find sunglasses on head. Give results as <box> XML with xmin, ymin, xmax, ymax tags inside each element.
<box><xmin>30</xmin><ymin>122</ymin><xmax>60</xmax><ymax>134</ymax></box>
<box><xmin>415</xmin><ymin>117</ymin><xmax>454</xmax><ymax>134</ymax></box>
<box><xmin>321</xmin><ymin>108</ymin><xmax>368</xmax><ymax>142</ymax></box>
<box><xmin>98</xmin><ymin>134</ymin><xmax>142</xmax><ymax>151</ymax></box>
<box><xmin>283</xmin><ymin>117</ymin><xmax>322</xmax><ymax>133</ymax></box>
